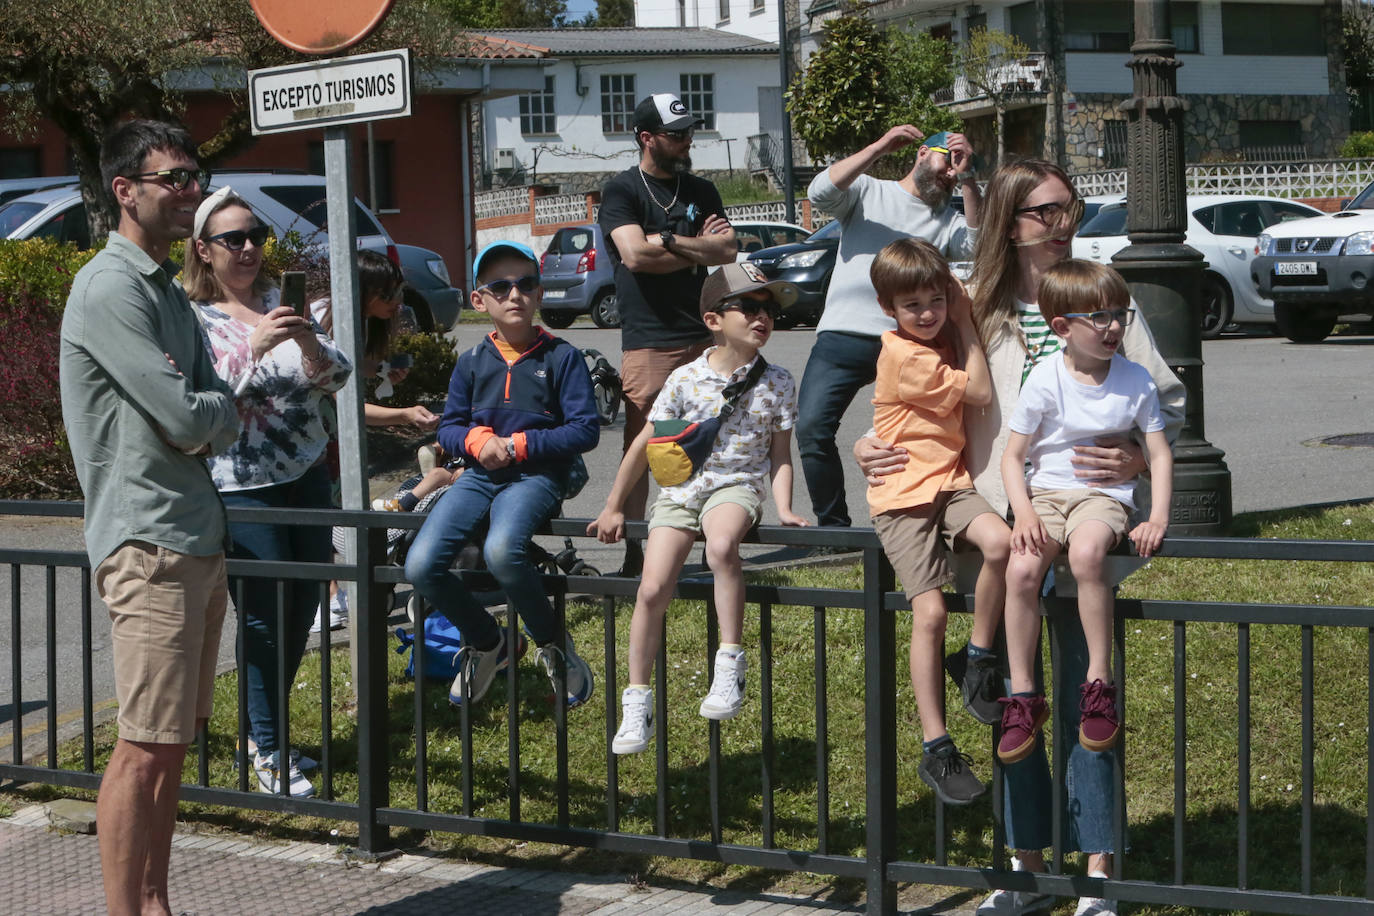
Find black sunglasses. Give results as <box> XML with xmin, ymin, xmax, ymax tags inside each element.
<box><xmin>717</xmin><ymin>296</ymin><xmax>779</xmax><ymax>320</ymax></box>
<box><xmin>124</xmin><ymin>167</ymin><xmax>211</xmax><ymax>192</ymax></box>
<box><xmin>207</xmin><ymin>226</ymin><xmax>271</xmax><ymax>251</ymax></box>
<box><xmin>656</xmin><ymin>128</ymin><xmax>694</xmax><ymax>142</ymax></box>
<box><xmin>477</xmin><ymin>275</ymin><xmax>539</xmax><ymax>299</ymax></box>
<box><xmin>1014</xmin><ymin>197</ymin><xmax>1085</xmax><ymax>226</ymax></box>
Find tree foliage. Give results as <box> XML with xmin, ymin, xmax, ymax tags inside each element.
<box><xmin>786</xmin><ymin>10</ymin><xmax>958</xmax><ymax>170</ymax></box>
<box><xmin>955</xmin><ymin>27</ymin><xmax>1033</xmax><ymax>166</ymax></box>
<box><xmin>589</xmin><ymin>0</ymin><xmax>635</xmax><ymax>28</ymax></box>
<box><xmin>0</xmin><ymin>0</ymin><xmax>469</xmax><ymax>241</ymax></box>
<box><xmin>1344</xmin><ymin>1</ymin><xmax>1374</xmax><ymax>129</ymax></box>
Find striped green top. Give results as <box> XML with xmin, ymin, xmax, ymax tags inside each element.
<box><xmin>1016</xmin><ymin>299</ymin><xmax>1062</xmax><ymax>384</ymax></box>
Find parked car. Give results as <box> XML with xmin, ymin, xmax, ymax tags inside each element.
<box><xmin>730</xmin><ymin>220</ymin><xmax>811</xmax><ymax>260</ymax></box>
<box><xmin>0</xmin><ymin>172</ymin><xmax>464</xmax><ymax>332</ymax></box>
<box><xmin>538</xmin><ymin>224</ymin><xmax>619</xmax><ymax>329</ymax></box>
<box><xmin>1074</xmin><ymin>194</ymin><xmax>1322</xmax><ymax>338</ymax></box>
<box><xmin>744</xmin><ymin>220</ymin><xmax>840</xmax><ymax>328</ymax></box>
<box><xmin>0</xmin><ymin>175</ymin><xmax>77</xmax><ymax>204</ymax></box>
<box><xmin>1252</xmin><ymin>179</ymin><xmax>1374</xmax><ymax>342</ymax></box>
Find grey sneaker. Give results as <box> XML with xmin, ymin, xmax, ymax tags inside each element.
<box><xmin>918</xmin><ymin>740</ymin><xmax>986</xmax><ymax>805</ymax></box>
<box><xmin>977</xmin><ymin>857</ymin><xmax>1052</xmax><ymax>915</ymax></box>
<box><xmin>535</xmin><ymin>636</ymin><xmax>594</xmax><ymax>708</ymax></box>
<box><xmin>1073</xmin><ymin>871</ymin><xmax>1118</xmax><ymax>916</ymax></box>
<box><xmin>253</xmin><ymin>751</ymin><xmax>316</xmax><ymax>797</ymax></box>
<box><xmin>698</xmin><ymin>648</ymin><xmax>748</xmax><ymax>720</ymax></box>
<box><xmin>612</xmin><ymin>686</ymin><xmax>654</xmax><ymax>754</ymax></box>
<box><xmin>449</xmin><ymin>631</ymin><xmax>509</xmax><ymax>707</ymax></box>
<box><xmin>945</xmin><ymin>646</ymin><xmax>1005</xmax><ymax>725</ymax></box>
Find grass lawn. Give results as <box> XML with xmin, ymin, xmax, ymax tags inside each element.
<box><xmin>19</xmin><ymin>502</ymin><xmax>1373</xmax><ymax>915</ymax></box>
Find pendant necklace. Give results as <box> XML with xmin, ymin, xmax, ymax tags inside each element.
<box><xmin>639</xmin><ymin>168</ymin><xmax>681</xmax><ymax>215</ymax></box>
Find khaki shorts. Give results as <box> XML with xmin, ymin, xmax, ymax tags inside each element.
<box><xmin>873</xmin><ymin>489</ymin><xmax>998</xmax><ymax>601</ymax></box>
<box><xmin>620</xmin><ymin>342</ymin><xmax>710</xmax><ymax>453</ymax></box>
<box><xmin>95</xmin><ymin>541</ymin><xmax>229</xmax><ymax>745</ymax></box>
<box><xmin>648</xmin><ymin>485</ymin><xmax>762</xmax><ymax>534</ymax></box>
<box><xmin>1030</xmin><ymin>487</ymin><xmax>1129</xmax><ymax>547</ymax></box>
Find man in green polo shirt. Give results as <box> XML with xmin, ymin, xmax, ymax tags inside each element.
<box><xmin>59</xmin><ymin>119</ymin><xmax>238</xmax><ymax>916</ymax></box>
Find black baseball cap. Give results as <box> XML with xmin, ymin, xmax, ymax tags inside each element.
<box><xmin>633</xmin><ymin>93</ymin><xmax>705</xmax><ymax>134</ymax></box>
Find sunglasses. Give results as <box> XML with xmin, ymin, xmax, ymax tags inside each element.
<box><xmin>207</xmin><ymin>226</ymin><xmax>271</xmax><ymax>250</ymax></box>
<box><xmin>476</xmin><ymin>275</ymin><xmax>539</xmax><ymax>300</ymax></box>
<box><xmin>1063</xmin><ymin>307</ymin><xmax>1136</xmax><ymax>330</ymax></box>
<box><xmin>1014</xmin><ymin>197</ymin><xmax>1085</xmax><ymax>227</ymax></box>
<box><xmin>655</xmin><ymin>128</ymin><xmax>694</xmax><ymax>142</ymax></box>
<box><xmin>716</xmin><ymin>296</ymin><xmax>779</xmax><ymax>320</ymax></box>
<box><xmin>124</xmin><ymin>167</ymin><xmax>211</xmax><ymax>192</ymax></box>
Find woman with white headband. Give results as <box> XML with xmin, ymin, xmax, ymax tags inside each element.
<box><xmin>185</xmin><ymin>186</ymin><xmax>352</xmax><ymax>799</ymax></box>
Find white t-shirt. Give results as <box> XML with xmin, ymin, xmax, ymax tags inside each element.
<box><xmin>1008</xmin><ymin>351</ymin><xmax>1164</xmax><ymax>509</ymax></box>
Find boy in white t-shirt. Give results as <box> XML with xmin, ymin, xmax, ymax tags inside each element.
<box><xmin>997</xmin><ymin>259</ymin><xmax>1173</xmax><ymax>766</ymax></box>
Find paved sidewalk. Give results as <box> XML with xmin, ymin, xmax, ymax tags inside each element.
<box><xmin>2</xmin><ymin>802</ymin><xmax>971</xmax><ymax>916</ymax></box>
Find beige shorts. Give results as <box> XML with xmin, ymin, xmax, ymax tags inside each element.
<box><xmin>620</xmin><ymin>342</ymin><xmax>710</xmax><ymax>452</ymax></box>
<box><xmin>1030</xmin><ymin>487</ymin><xmax>1129</xmax><ymax>547</ymax></box>
<box><xmin>873</xmin><ymin>488</ymin><xmax>998</xmax><ymax>600</ymax></box>
<box><xmin>648</xmin><ymin>485</ymin><xmax>762</xmax><ymax>534</ymax></box>
<box><xmin>95</xmin><ymin>541</ymin><xmax>229</xmax><ymax>745</ymax></box>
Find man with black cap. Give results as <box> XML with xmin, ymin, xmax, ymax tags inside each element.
<box><xmin>796</xmin><ymin>124</ymin><xmax>983</xmax><ymax>531</ymax></box>
<box><xmin>599</xmin><ymin>92</ymin><xmax>738</xmax><ymax>572</ymax></box>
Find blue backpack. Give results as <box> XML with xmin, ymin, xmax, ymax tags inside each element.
<box><xmin>395</xmin><ymin>612</ymin><xmax>464</xmax><ymax>681</ymax></box>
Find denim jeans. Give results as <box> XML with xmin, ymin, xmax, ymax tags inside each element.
<box><xmin>1001</xmin><ymin>601</ymin><xmax>1119</xmax><ymax>854</ymax></box>
<box><xmin>222</xmin><ymin>463</ymin><xmax>333</xmax><ymax>758</ymax></box>
<box><xmin>795</xmin><ymin>331</ymin><xmax>883</xmax><ymax>528</ymax></box>
<box><xmin>404</xmin><ymin>468</ymin><xmax>564</xmax><ymax>650</ymax></box>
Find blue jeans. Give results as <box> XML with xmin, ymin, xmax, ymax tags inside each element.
<box><xmin>222</xmin><ymin>463</ymin><xmax>333</xmax><ymax>758</ymax></box>
<box><xmin>404</xmin><ymin>468</ymin><xmax>564</xmax><ymax>650</ymax></box>
<box><xmin>1001</xmin><ymin>602</ymin><xmax>1119</xmax><ymax>854</ymax></box>
<box><xmin>796</xmin><ymin>331</ymin><xmax>882</xmax><ymax>528</ymax></box>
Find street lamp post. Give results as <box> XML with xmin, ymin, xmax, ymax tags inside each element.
<box><xmin>1110</xmin><ymin>0</ymin><xmax>1232</xmax><ymax>534</ymax></box>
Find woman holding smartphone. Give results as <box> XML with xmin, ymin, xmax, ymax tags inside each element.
<box><xmin>186</xmin><ymin>186</ymin><xmax>352</xmax><ymax>798</ymax></box>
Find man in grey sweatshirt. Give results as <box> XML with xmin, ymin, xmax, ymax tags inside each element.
<box><xmin>797</xmin><ymin>126</ymin><xmax>983</xmax><ymax>529</ymax></box>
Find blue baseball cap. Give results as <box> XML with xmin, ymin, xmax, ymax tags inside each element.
<box><xmin>921</xmin><ymin>131</ymin><xmax>985</xmax><ymax>172</ymax></box>
<box><xmin>473</xmin><ymin>240</ymin><xmax>539</xmax><ymax>287</ymax></box>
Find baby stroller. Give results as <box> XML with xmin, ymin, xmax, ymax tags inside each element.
<box><xmin>583</xmin><ymin>348</ymin><xmax>622</xmax><ymax>427</ymax></box>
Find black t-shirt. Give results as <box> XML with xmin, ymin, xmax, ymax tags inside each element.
<box><xmin>598</xmin><ymin>166</ymin><xmax>725</xmax><ymax>350</ymax></box>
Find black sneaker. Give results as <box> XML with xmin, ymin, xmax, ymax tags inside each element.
<box><xmin>918</xmin><ymin>741</ymin><xmax>987</xmax><ymax>805</ymax></box>
<box><xmin>944</xmin><ymin>647</ymin><xmax>1005</xmax><ymax>725</ymax></box>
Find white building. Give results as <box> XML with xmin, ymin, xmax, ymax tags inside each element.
<box><xmin>477</xmin><ymin>28</ymin><xmax>781</xmax><ymax>192</ymax></box>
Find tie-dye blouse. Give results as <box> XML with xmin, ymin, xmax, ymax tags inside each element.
<box><xmin>195</xmin><ymin>288</ymin><xmax>353</xmax><ymax>491</ymax></box>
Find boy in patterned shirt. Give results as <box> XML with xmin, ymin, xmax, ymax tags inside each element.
<box><xmin>589</xmin><ymin>262</ymin><xmax>808</xmax><ymax>754</ymax></box>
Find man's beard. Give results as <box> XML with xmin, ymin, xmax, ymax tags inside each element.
<box><xmin>914</xmin><ymin>162</ymin><xmax>952</xmax><ymax>210</ymax></box>
<box><xmin>650</xmin><ymin>145</ymin><xmax>691</xmax><ymax>176</ymax></box>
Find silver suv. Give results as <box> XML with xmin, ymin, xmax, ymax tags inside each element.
<box><xmin>0</xmin><ymin>171</ymin><xmax>461</xmax><ymax>331</ymax></box>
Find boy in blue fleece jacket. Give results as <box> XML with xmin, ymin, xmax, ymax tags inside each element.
<box><xmin>405</xmin><ymin>241</ymin><xmax>600</xmax><ymax>710</ymax></box>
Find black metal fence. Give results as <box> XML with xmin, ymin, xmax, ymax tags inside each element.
<box><xmin>1</xmin><ymin>499</ymin><xmax>1371</xmax><ymax>915</ymax></box>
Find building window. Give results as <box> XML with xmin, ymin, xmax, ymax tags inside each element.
<box><xmin>1172</xmin><ymin>3</ymin><xmax>1199</xmax><ymax>53</ymax></box>
<box><xmin>679</xmin><ymin>74</ymin><xmax>716</xmax><ymax>130</ymax></box>
<box><xmin>601</xmin><ymin>74</ymin><xmax>636</xmax><ymax>133</ymax></box>
<box><xmin>1104</xmin><ymin>120</ymin><xmax>1128</xmax><ymax>168</ymax></box>
<box><xmin>677</xmin><ymin>0</ymin><xmax>686</xmax><ymax>26</ymax></box>
<box><xmin>1222</xmin><ymin>3</ymin><xmax>1323</xmax><ymax>55</ymax></box>
<box><xmin>751</xmin><ymin>0</ymin><xmax>763</xmax><ymax>11</ymax></box>
<box><xmin>520</xmin><ymin>76</ymin><xmax>557</xmax><ymax>135</ymax></box>
<box><xmin>0</xmin><ymin>148</ymin><xmax>40</xmax><ymax>179</ymax></box>
<box><xmin>1239</xmin><ymin>120</ymin><xmax>1304</xmax><ymax>160</ymax></box>
<box><xmin>718</xmin><ymin>0</ymin><xmax>729</xmax><ymax>21</ymax></box>
<box><xmin>307</xmin><ymin>140</ymin><xmax>397</xmax><ymax>211</ymax></box>
<box><xmin>1063</xmin><ymin>1</ymin><xmax>1131</xmax><ymax>52</ymax></box>
<box><xmin>1007</xmin><ymin>2</ymin><xmax>1039</xmax><ymax>49</ymax></box>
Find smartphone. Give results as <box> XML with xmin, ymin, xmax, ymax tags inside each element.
<box><xmin>280</xmin><ymin>271</ymin><xmax>307</xmax><ymax>317</ymax></box>
<box><xmin>390</xmin><ymin>353</ymin><xmax>414</xmax><ymax>370</ymax></box>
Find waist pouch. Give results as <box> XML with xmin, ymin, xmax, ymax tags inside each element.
<box><xmin>643</xmin><ymin>357</ymin><xmax>767</xmax><ymax>488</ymax></box>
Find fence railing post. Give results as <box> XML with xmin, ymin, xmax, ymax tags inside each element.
<box><xmin>355</xmin><ymin>521</ymin><xmax>392</xmax><ymax>855</ymax></box>
<box><xmin>862</xmin><ymin>544</ymin><xmax>897</xmax><ymax>916</ymax></box>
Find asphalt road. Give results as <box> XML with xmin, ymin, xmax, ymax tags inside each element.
<box><xmin>2</xmin><ymin>327</ymin><xmax>1372</xmax><ymax>755</ymax></box>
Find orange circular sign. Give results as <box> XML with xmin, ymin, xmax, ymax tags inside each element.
<box><xmin>251</xmin><ymin>0</ymin><xmax>396</xmax><ymax>55</ymax></box>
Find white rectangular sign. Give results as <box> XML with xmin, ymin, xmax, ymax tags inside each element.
<box><xmin>249</xmin><ymin>48</ymin><xmax>411</xmax><ymax>135</ymax></box>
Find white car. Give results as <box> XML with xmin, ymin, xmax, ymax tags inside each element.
<box><xmin>1072</xmin><ymin>194</ymin><xmax>1322</xmax><ymax>338</ymax></box>
<box><xmin>731</xmin><ymin>220</ymin><xmax>811</xmax><ymax>261</ymax></box>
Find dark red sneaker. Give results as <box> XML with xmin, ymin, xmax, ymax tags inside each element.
<box><xmin>1078</xmin><ymin>679</ymin><xmax>1120</xmax><ymax>752</ymax></box>
<box><xmin>996</xmin><ymin>694</ymin><xmax>1049</xmax><ymax>764</ymax></box>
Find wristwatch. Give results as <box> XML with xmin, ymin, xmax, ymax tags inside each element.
<box><xmin>505</xmin><ymin>440</ymin><xmax>517</xmax><ymax>461</ymax></box>
<box><xmin>954</xmin><ymin>171</ymin><xmax>977</xmax><ymax>184</ymax></box>
<box><xmin>659</xmin><ymin>230</ymin><xmax>676</xmax><ymax>250</ymax></box>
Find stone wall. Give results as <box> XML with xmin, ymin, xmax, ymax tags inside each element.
<box><xmin>1063</xmin><ymin>93</ymin><xmax>1350</xmax><ymax>174</ymax></box>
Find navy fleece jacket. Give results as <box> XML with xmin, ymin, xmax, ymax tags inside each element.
<box><xmin>438</xmin><ymin>329</ymin><xmax>599</xmax><ymax>480</ymax></box>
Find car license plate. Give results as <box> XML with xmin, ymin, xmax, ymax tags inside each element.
<box><xmin>1275</xmin><ymin>262</ymin><xmax>1317</xmax><ymax>276</ymax></box>
<box><xmin>543</xmin><ymin>289</ymin><xmax>566</xmax><ymax>299</ymax></box>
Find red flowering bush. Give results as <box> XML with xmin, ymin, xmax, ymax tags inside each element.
<box><xmin>0</xmin><ymin>240</ymin><xmax>97</xmax><ymax>498</ymax></box>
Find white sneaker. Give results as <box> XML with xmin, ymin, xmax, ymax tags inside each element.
<box><xmin>253</xmin><ymin>751</ymin><xmax>316</xmax><ymax>797</ymax></box>
<box><xmin>449</xmin><ymin>631</ymin><xmax>508</xmax><ymax>707</ymax></box>
<box><xmin>612</xmin><ymin>686</ymin><xmax>654</xmax><ymax>754</ymax></box>
<box><xmin>242</xmin><ymin>738</ymin><xmax>317</xmax><ymax>773</ymax></box>
<box><xmin>698</xmin><ymin>648</ymin><xmax>748</xmax><ymax>720</ymax></box>
<box><xmin>311</xmin><ymin>590</ymin><xmax>349</xmax><ymax>634</ymax></box>
<box><xmin>977</xmin><ymin>857</ymin><xmax>1052</xmax><ymax>915</ymax></box>
<box><xmin>535</xmin><ymin>636</ymin><xmax>594</xmax><ymax>708</ymax></box>
<box><xmin>1073</xmin><ymin>870</ymin><xmax>1118</xmax><ymax>916</ymax></box>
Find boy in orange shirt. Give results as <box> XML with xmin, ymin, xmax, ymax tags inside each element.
<box><xmin>867</xmin><ymin>238</ymin><xmax>1011</xmax><ymax>805</ymax></box>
